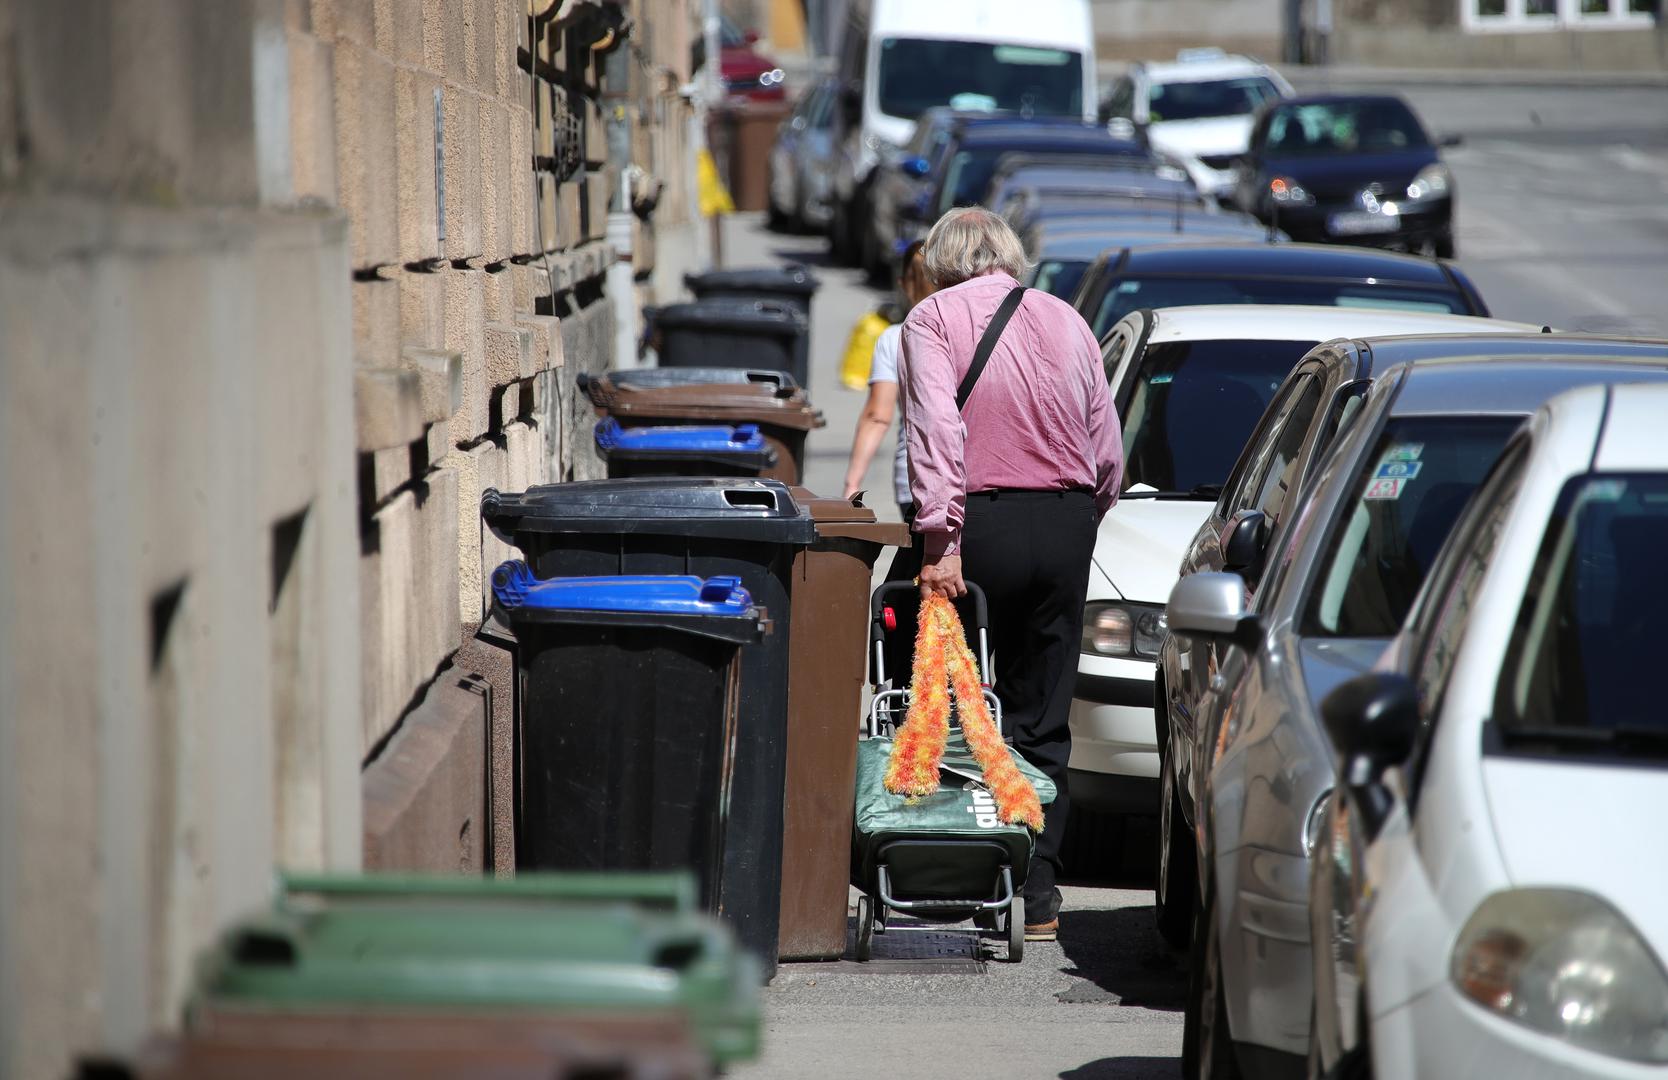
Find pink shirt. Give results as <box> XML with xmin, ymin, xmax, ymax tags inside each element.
<box><xmin>900</xmin><ymin>272</ymin><xmax>1123</xmax><ymax>558</ymax></box>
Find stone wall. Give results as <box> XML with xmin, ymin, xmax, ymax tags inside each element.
<box><xmin>0</xmin><ymin>1</ymin><xmax>697</xmax><ymax>1077</ymax></box>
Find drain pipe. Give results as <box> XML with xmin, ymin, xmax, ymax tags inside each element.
<box><xmin>606</xmin><ymin>164</ymin><xmax>643</xmax><ymax>370</ymax></box>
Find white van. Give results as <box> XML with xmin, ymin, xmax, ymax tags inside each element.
<box><xmin>829</xmin><ymin>0</ymin><xmax>1097</xmax><ymax>261</ymax></box>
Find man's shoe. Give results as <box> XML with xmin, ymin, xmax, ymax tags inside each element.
<box><xmin>1024</xmin><ymin>918</ymin><xmax>1059</xmax><ymax>942</ymax></box>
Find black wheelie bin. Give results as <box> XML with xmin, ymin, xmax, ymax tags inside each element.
<box><xmin>684</xmin><ymin>266</ymin><xmax>820</xmax><ymax>321</ymax></box>
<box><xmin>652</xmin><ymin>299</ymin><xmax>809</xmax><ymax>386</ymax></box>
<box><xmin>482</xmin><ymin>479</ymin><xmax>817</xmax><ymax>979</ymax></box>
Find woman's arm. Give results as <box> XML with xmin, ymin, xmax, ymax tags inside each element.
<box><xmin>841</xmin><ymin>380</ymin><xmax>899</xmax><ymax>500</ymax></box>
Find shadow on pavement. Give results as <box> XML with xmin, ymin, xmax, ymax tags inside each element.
<box><xmin>1055</xmin><ymin>904</ymin><xmax>1187</xmax><ymax>1012</ymax></box>
<box><xmin>1058</xmin><ymin>1056</ymin><xmax>1182</xmax><ymax>1079</ymax></box>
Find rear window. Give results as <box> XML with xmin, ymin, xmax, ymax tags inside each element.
<box><xmin>1147</xmin><ymin>77</ymin><xmax>1282</xmax><ymax>122</ymax></box>
<box><xmin>1091</xmin><ymin>276</ymin><xmax>1466</xmax><ymax>336</ymax></box>
<box><xmin>1305</xmin><ymin>416</ymin><xmax>1521</xmax><ymax>637</ymax></box>
<box><xmin>1031</xmin><ymin>258</ymin><xmax>1092</xmax><ymax>299</ymax></box>
<box><xmin>1494</xmin><ymin>473</ymin><xmax>1668</xmax><ymax>761</ymax></box>
<box><xmin>1120</xmin><ymin>340</ymin><xmax>1315</xmax><ymax>496</ymax></box>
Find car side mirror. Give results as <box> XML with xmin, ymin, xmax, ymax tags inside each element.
<box><xmin>1320</xmin><ymin>673</ymin><xmax>1419</xmax><ymax>842</ymax></box>
<box><xmin>1220</xmin><ymin>509</ymin><xmax>1267</xmax><ymax>575</ymax></box>
<box><xmin>900</xmin><ymin>156</ymin><xmax>931</xmax><ymax>178</ymax></box>
<box><xmin>1166</xmin><ymin>572</ymin><xmax>1262</xmax><ymax>651</ymax></box>
<box><xmin>1439</xmin><ymin>133</ymin><xmax>1464</xmax><ymax>148</ymax></box>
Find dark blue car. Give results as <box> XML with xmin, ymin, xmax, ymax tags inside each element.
<box><xmin>1230</xmin><ymin>94</ymin><xmax>1460</xmax><ymax>258</ymax></box>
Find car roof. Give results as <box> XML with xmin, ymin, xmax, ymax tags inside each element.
<box><xmin>1115</xmin><ymin>241</ymin><xmax>1455</xmax><ymax>284</ymax></box>
<box><xmin>1372</xmin><ymin>338</ymin><xmax>1668</xmax><ymax>417</ymax></box>
<box><xmin>1143</xmin><ymin>305</ymin><xmax>1535</xmax><ymax>344</ymax></box>
<box><xmin>958</xmin><ymin>123</ymin><xmax>1137</xmax><ymax>151</ymax></box>
<box><xmin>1272</xmin><ymin>92</ymin><xmax>1412</xmax><ymax>110</ymax></box>
<box><xmin>1139</xmin><ymin>55</ymin><xmax>1274</xmax><ymax>84</ymax></box>
<box><xmin>1592</xmin><ymin>382</ymin><xmax>1668</xmax><ymax>471</ymax></box>
<box><xmin>1034</xmin><ymin>222</ymin><xmax>1265</xmax><ymax>258</ymax></box>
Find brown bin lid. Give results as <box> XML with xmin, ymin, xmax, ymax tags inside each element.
<box><xmin>591</xmin><ymin>378</ymin><xmax>825</xmax><ymax>433</ymax></box>
<box><xmin>790</xmin><ymin>488</ymin><xmax>912</xmax><ymax>545</ymax></box>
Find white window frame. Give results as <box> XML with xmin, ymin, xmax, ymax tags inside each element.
<box><xmin>1461</xmin><ymin>0</ymin><xmax>1655</xmax><ymax>31</ymax></box>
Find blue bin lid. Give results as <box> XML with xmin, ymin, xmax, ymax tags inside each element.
<box><xmin>492</xmin><ymin>561</ymin><xmax>755</xmax><ymax>617</ymax></box>
<box><xmin>593</xmin><ymin>417</ymin><xmax>768</xmax><ymax>455</ymax></box>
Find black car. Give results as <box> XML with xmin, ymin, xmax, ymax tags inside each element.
<box><xmin>1070</xmin><ymin>241</ymin><xmax>1489</xmax><ymax>338</ymax></box>
<box><xmin>1230</xmin><ymin>93</ymin><xmax>1460</xmax><ymax>257</ymax></box>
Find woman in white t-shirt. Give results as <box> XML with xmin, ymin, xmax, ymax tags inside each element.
<box><xmin>841</xmin><ymin>241</ymin><xmax>933</xmax><ymax>515</ymax></box>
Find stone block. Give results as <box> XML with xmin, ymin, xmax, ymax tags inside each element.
<box><xmin>533</xmin><ymin>82</ymin><xmax>556</xmax><ymax>161</ymax></box>
<box><xmin>453</xmin><ymin>634</ymin><xmax>515</xmax><ymax>873</ymax></box>
<box><xmin>442</xmin><ymin>269</ymin><xmax>489</xmax><ymax>440</ymax></box>
<box><xmin>440</xmin><ymin>84</ymin><xmax>483</xmax><ymax>261</ymax></box>
<box><xmin>359</xmin><ymin>465</ymin><xmax>462</xmax><ymax>749</ymax></box>
<box><xmin>352</xmin><ymin>277</ymin><xmax>400</xmax><ymax>369</ymax></box>
<box><xmin>368</xmin><ymin>442</ymin><xmax>413</xmax><ymax>507</ymax></box>
<box><xmin>399</xmin><ymin>345</ymin><xmax>463</xmax><ymax>422</ymax></box>
<box><xmin>581</xmin><ymin>93</ymin><xmax>606</xmax><ymax>167</ymax></box>
<box><xmin>394</xmin><ymin>65</ymin><xmax>443</xmax><ymax>265</ymax></box>
<box><xmin>583</xmin><ymin>170</ymin><xmax>612</xmax><ymax>243</ymax></box>
<box><xmin>482</xmin><ymin>266</ymin><xmax>515</xmax><ymax>324</ymax></box>
<box><xmin>538</xmin><ymin>173</ymin><xmax>560</xmax><ymax>254</ymax></box>
<box><xmin>479</xmin><ymin>99</ymin><xmax>513</xmax><ymax>265</ymax></box>
<box><xmin>509</xmin><ymin>108</ymin><xmax>534</xmax><ymax>257</ymax></box>
<box><xmin>632</xmin><ymin>215</ymin><xmax>655</xmax><ymax>276</ymax></box>
<box><xmin>333</xmin><ymin>39</ymin><xmax>399</xmax><ymax>269</ymax></box>
<box><xmin>354</xmin><ymin>368</ymin><xmax>427</xmax><ymax>451</ymax></box>
<box><xmin>362</xmin><ymin>669</ymin><xmax>489</xmax><ymax>873</ymax></box>
<box><xmin>503</xmin><ymin>419</ymin><xmax>543</xmax><ymax>492</ymax></box>
<box><xmin>396</xmin><ymin>266</ymin><xmax>444</xmax><ymax>350</ymax></box>
<box><xmin>495</xmin><ymin>383</ymin><xmax>521</xmax><ymax>432</ymax></box>
<box><xmin>495</xmin><ymin>0</ymin><xmax>522</xmax><ymax>100</ymax></box>
<box><xmin>421</xmin><ymin>0</ymin><xmax>467</xmax><ymax>83</ymax></box>
<box><xmin>426</xmin><ymin>416</ymin><xmax>453</xmax><ymax>464</ymax></box>
<box><xmin>559</xmin><ymin>178</ymin><xmax>582</xmax><ymax>250</ymax></box>
<box><xmin>485</xmin><ymin>323</ymin><xmax>533</xmax><ymax>391</ymax></box>
<box><xmin>311</xmin><ymin>0</ymin><xmax>376</xmax><ymax>45</ymax></box>
<box><xmin>287</xmin><ymin>30</ymin><xmax>338</xmax><ymax>206</ymax></box>
<box><xmin>377</xmin><ymin>0</ymin><xmax>426</xmax><ymax>66</ymax></box>
<box><xmin>516</xmin><ymin>313</ymin><xmax>563</xmax><ymax>373</ymax></box>
<box><xmin>513</xmin><ymin>263</ymin><xmax>551</xmax><ymax>313</ymax></box>
<box><xmin>446</xmin><ymin>440</ymin><xmax>507</xmax><ymax>629</ymax></box>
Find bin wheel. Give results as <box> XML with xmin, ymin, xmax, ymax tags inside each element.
<box><xmin>1007</xmin><ymin>897</ymin><xmax>1025</xmax><ymax>963</ymax></box>
<box><xmin>856</xmin><ymin>894</ymin><xmax>875</xmax><ymax>962</ymax></box>
<box><xmin>974</xmin><ymin>907</ymin><xmax>998</xmax><ymax>932</ymax></box>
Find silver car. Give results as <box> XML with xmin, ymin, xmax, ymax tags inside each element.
<box><xmin>768</xmin><ymin>77</ymin><xmax>839</xmax><ymax>232</ymax></box>
<box><xmin>1161</xmin><ymin>337</ymin><xmax>1668</xmax><ymax>1080</ymax></box>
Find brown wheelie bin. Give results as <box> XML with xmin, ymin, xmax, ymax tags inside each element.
<box><xmin>777</xmin><ymin>492</ymin><xmax>910</xmax><ymax>960</ymax></box>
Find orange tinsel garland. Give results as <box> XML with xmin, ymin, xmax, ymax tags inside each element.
<box><xmin>883</xmin><ymin>595</ymin><xmax>1045</xmax><ymax>832</ymax></box>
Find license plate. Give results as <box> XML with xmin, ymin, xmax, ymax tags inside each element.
<box><xmin>1328</xmin><ymin>210</ymin><xmax>1401</xmax><ymax>236</ymax></box>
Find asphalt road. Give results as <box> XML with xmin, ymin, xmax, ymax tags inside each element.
<box><xmin>709</xmin><ymin>72</ymin><xmax>1668</xmax><ymax>1080</ymax></box>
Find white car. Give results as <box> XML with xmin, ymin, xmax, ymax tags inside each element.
<box><xmin>1309</xmin><ymin>378</ymin><xmax>1668</xmax><ymax>1079</ymax></box>
<box><xmin>1101</xmin><ymin>49</ymin><xmax>1292</xmax><ymax>201</ymax></box>
<box><xmin>1069</xmin><ymin>305</ymin><xmax>1535</xmax><ymax>823</ymax></box>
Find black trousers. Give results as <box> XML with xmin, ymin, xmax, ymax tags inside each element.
<box><xmin>959</xmin><ymin>490</ymin><xmax>1096</xmax><ymax>923</ymax></box>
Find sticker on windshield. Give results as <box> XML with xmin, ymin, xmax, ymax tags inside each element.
<box><xmin>1364</xmin><ymin>478</ymin><xmax>1404</xmax><ymax>500</ymax></box>
<box><xmin>1150</xmin><ymin>373</ymin><xmax>1174</xmax><ymax>385</ymax></box>
<box><xmin>1373</xmin><ymin>460</ymin><xmax>1423</xmax><ymax>481</ymax></box>
<box><xmin>1385</xmin><ymin>444</ymin><xmax>1423</xmax><ymax>462</ymax></box>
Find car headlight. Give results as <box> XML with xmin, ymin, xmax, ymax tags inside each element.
<box><xmin>757</xmin><ymin>68</ymin><xmax>785</xmax><ymax>87</ymax></box>
<box><xmin>1451</xmin><ymin>889</ymin><xmax>1668</xmax><ymax>1064</ymax></box>
<box><xmin>1269</xmin><ymin>176</ymin><xmax>1314</xmax><ymax>207</ymax></box>
<box><xmin>1082</xmin><ymin>602</ymin><xmax>1166</xmax><ymax>659</ymax></box>
<box><xmin>1405</xmin><ymin>163</ymin><xmax>1451</xmax><ymax>202</ymax></box>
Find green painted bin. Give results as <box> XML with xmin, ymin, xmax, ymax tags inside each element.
<box><xmin>187</xmin><ymin>872</ymin><xmax>760</xmax><ymax>1067</ymax></box>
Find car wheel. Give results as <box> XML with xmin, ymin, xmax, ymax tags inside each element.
<box><xmin>1155</xmin><ymin>751</ymin><xmax>1196</xmax><ymax>950</ymax></box>
<box><xmin>1183</xmin><ymin>886</ymin><xmax>1243</xmax><ymax>1080</ymax></box>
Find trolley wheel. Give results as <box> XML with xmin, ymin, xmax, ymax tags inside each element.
<box><xmin>856</xmin><ymin>894</ymin><xmax>875</xmax><ymax>962</ymax></box>
<box><xmin>974</xmin><ymin>907</ymin><xmax>998</xmax><ymax>932</ymax></box>
<box><xmin>1007</xmin><ymin>897</ymin><xmax>1026</xmax><ymax>963</ymax></box>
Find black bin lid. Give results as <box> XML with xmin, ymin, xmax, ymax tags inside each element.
<box><xmin>684</xmin><ymin>265</ymin><xmax>821</xmax><ymax>297</ymax></box>
<box><xmin>482</xmin><ymin>478</ymin><xmax>816</xmax><ymax>545</ymax></box>
<box><xmin>580</xmin><ymin>368</ymin><xmax>799</xmax><ymax>393</ymax></box>
<box><xmin>652</xmin><ymin>299</ymin><xmax>807</xmax><ymax>335</ymax></box>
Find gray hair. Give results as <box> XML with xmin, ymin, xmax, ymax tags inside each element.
<box><xmin>921</xmin><ymin>207</ymin><xmax>1030</xmax><ymax>286</ymax></box>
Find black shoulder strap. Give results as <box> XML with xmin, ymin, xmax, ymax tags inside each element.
<box><xmin>956</xmin><ymin>286</ymin><xmax>1026</xmax><ymax>412</ymax></box>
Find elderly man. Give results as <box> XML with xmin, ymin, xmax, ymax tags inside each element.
<box><xmin>899</xmin><ymin>206</ymin><xmax>1123</xmax><ymax>941</ymax></box>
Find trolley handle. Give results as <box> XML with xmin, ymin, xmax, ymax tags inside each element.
<box><xmin>869</xmin><ymin>579</ymin><xmax>989</xmax><ymax>633</ymax></box>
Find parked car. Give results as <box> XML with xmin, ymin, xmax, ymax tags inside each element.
<box><xmin>1159</xmin><ymin>337</ymin><xmax>1668</xmax><ymax>1080</ymax></box>
<box><xmin>719</xmin><ymin>16</ymin><xmax>786</xmax><ymax>100</ymax></box>
<box><xmin>830</xmin><ymin>0</ymin><xmax>1097</xmax><ymax>265</ymax></box>
<box><xmin>1022</xmin><ymin>213</ymin><xmax>1273</xmax><ymax>299</ymax></box>
<box><xmin>1069</xmin><ymin>308</ymin><xmax>1531</xmax><ymax>836</ymax></box>
<box><xmin>768</xmin><ymin>78</ymin><xmax>840</xmax><ymax>230</ymax></box>
<box><xmin>1309</xmin><ymin>376</ymin><xmax>1668</xmax><ymax>1080</ymax></box>
<box><xmin>1101</xmin><ymin>48</ymin><xmax>1293</xmax><ymax>202</ymax></box>
<box><xmin>1230</xmin><ymin>93</ymin><xmax>1461</xmax><ymax>257</ymax></box>
<box><xmin>865</xmin><ymin>108</ymin><xmax>1016</xmax><ymax>269</ymax></box>
<box><xmin>868</xmin><ymin>118</ymin><xmax>1149</xmax><ymax>274</ymax></box>
<box><xmin>984</xmin><ymin>156</ymin><xmax>1200</xmax><ymax>217</ymax></box>
<box><xmin>1070</xmin><ymin>242</ymin><xmax>1490</xmax><ymax>338</ymax></box>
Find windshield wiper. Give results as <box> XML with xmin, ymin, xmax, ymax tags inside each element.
<box><xmin>1499</xmin><ymin>723</ymin><xmax>1668</xmax><ymax>758</ymax></box>
<box><xmin>1123</xmin><ymin>483</ymin><xmax>1223</xmax><ymax>501</ymax></box>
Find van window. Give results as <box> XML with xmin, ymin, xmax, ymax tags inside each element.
<box><xmin>876</xmin><ymin>38</ymin><xmax>1083</xmax><ymax>121</ymax></box>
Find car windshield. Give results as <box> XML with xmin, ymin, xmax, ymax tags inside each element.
<box><xmin>1031</xmin><ymin>258</ymin><xmax>1092</xmax><ymax>298</ymax></box>
<box><xmin>1495</xmin><ymin>473</ymin><xmax>1668</xmax><ymax>758</ymax></box>
<box><xmin>1120</xmin><ymin>340</ymin><xmax>1315</xmax><ymax>495</ymax></box>
<box><xmin>877</xmin><ymin>39</ymin><xmax>1084</xmax><ymax>122</ymax></box>
<box><xmin>1264</xmin><ymin>99</ymin><xmax>1430</xmax><ymax>157</ymax></box>
<box><xmin>1091</xmin><ymin>276</ymin><xmax>1465</xmax><ymax>335</ymax></box>
<box><xmin>1147</xmin><ymin>77</ymin><xmax>1282</xmax><ymax>122</ymax></box>
<box><xmin>1305</xmin><ymin>416</ymin><xmax>1521</xmax><ymax>637</ymax></box>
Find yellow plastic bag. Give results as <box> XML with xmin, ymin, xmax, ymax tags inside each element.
<box><xmin>838</xmin><ymin>309</ymin><xmax>893</xmax><ymax>391</ymax></box>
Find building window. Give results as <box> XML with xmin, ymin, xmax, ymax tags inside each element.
<box><xmin>1465</xmin><ymin>0</ymin><xmax>1654</xmax><ymax>27</ymax></box>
